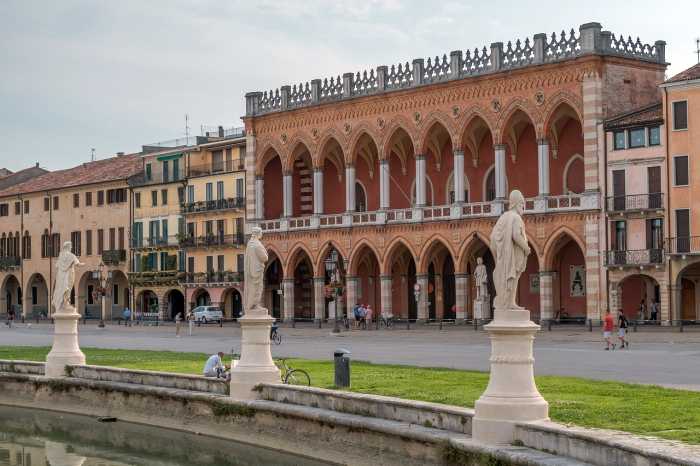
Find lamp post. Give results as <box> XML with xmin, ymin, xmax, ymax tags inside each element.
<box><xmin>93</xmin><ymin>261</ymin><xmax>111</xmax><ymax>328</ymax></box>
<box><xmin>325</xmin><ymin>250</ymin><xmax>342</xmax><ymax>334</ymax></box>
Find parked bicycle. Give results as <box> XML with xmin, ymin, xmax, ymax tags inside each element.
<box><xmin>270</xmin><ymin>323</ymin><xmax>282</xmax><ymax>345</ymax></box>
<box><xmin>276</xmin><ymin>358</ymin><xmax>311</xmax><ymax>386</ymax></box>
<box><xmin>379</xmin><ymin>315</ymin><xmax>394</xmax><ymax>329</ymax></box>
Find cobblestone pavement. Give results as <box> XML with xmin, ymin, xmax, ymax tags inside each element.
<box><xmin>2</xmin><ymin>321</ymin><xmax>699</xmax><ymax>390</ymax></box>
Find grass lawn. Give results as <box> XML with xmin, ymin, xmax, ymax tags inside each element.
<box><xmin>1</xmin><ymin>345</ymin><xmax>698</xmax><ymax>444</ymax></box>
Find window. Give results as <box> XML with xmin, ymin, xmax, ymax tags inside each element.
<box><xmin>85</xmin><ymin>192</ymin><xmax>92</xmax><ymax>206</ymax></box>
<box><xmin>151</xmin><ymin>190</ymin><xmax>157</xmax><ymax>207</ymax></box>
<box><xmin>97</xmin><ymin>229</ymin><xmax>104</xmax><ymax>254</ymax></box>
<box><xmin>649</xmin><ymin>126</ymin><xmax>661</xmax><ymax>146</ymax></box>
<box><xmin>70</xmin><ymin>231</ymin><xmax>81</xmax><ymax>256</ymax></box>
<box><xmin>14</xmin><ymin>201</ymin><xmax>20</xmax><ymax>215</ymax></box>
<box><xmin>628</xmin><ymin>128</ymin><xmax>645</xmax><ymax>148</ymax></box>
<box><xmin>53</xmin><ymin>196</ymin><xmax>59</xmax><ymax>210</ymax></box>
<box><xmin>113</xmin><ymin>284</ymin><xmax>119</xmax><ymax>305</ymax></box>
<box><xmin>118</xmin><ymin>227</ymin><xmax>125</xmax><ymax>250</ymax></box>
<box><xmin>97</xmin><ymin>190</ymin><xmax>104</xmax><ymax>206</ymax></box>
<box><xmin>145</xmin><ymin>163</ymin><xmax>152</xmax><ymax>180</ymax></box>
<box><xmin>673</xmin><ymin>101</ymin><xmax>688</xmax><ymax>130</ymax></box>
<box><xmin>237</xmin><ymin>254</ymin><xmax>244</xmax><ymax>273</ymax></box>
<box><xmin>163</xmin><ymin>160</ymin><xmax>169</xmax><ymax>183</ymax></box>
<box><xmin>217</xmin><ymin>181</ymin><xmax>224</xmax><ymax>200</ymax></box>
<box><xmin>613</xmin><ymin>131</ymin><xmax>626</xmax><ymax>150</ymax></box>
<box><xmin>212</xmin><ymin>150</ymin><xmax>224</xmax><ymax>172</ymax></box>
<box><xmin>135</xmin><ymin>192</ymin><xmax>141</xmax><ymax>208</ymax></box>
<box><xmin>206</xmin><ymin>255</ymin><xmax>214</xmax><ymax>273</ymax></box>
<box><xmin>676</xmin><ymin>209</ymin><xmax>690</xmax><ymax>253</ymax></box>
<box><xmin>161</xmin><ymin>189</ymin><xmax>168</xmax><ymax>205</ymax></box>
<box><xmin>22</xmin><ymin>232</ymin><xmax>31</xmax><ymax>259</ymax></box>
<box><xmin>613</xmin><ymin>221</ymin><xmax>626</xmax><ymax>251</ymax></box>
<box><xmin>187</xmin><ymin>256</ymin><xmax>195</xmax><ymax>274</ymax></box>
<box><xmin>161</xmin><ymin>220</ymin><xmax>168</xmax><ymax>241</ymax></box>
<box><xmin>674</xmin><ymin>155</ymin><xmax>689</xmax><ymax>186</ymax></box>
<box><xmin>187</xmin><ymin>185</ymin><xmax>194</xmax><ymax>203</ymax></box>
<box><xmin>106</xmin><ymin>188</ymin><xmax>126</xmax><ymax>204</ymax></box>
<box><xmin>177</xmin><ymin>187</ymin><xmax>184</xmax><ymax>204</ymax></box>
<box><xmin>44</xmin><ymin>197</ymin><xmax>50</xmax><ymax>211</ymax></box>
<box><xmin>23</xmin><ymin>200</ymin><xmax>29</xmax><ymax>214</ymax></box>
<box><xmin>73</xmin><ymin>193</ymin><xmax>79</xmax><ymax>208</ymax></box>
<box><xmin>205</xmin><ymin>220</ymin><xmax>213</xmax><ymax>236</ymax></box>
<box><xmin>41</xmin><ymin>230</ymin><xmax>50</xmax><ymax>258</ymax></box>
<box><xmin>109</xmin><ymin>228</ymin><xmax>116</xmax><ymax>250</ymax></box>
<box><xmin>132</xmin><ymin>222</ymin><xmax>143</xmax><ymax>248</ymax></box>
<box><xmin>51</xmin><ymin>233</ymin><xmax>60</xmax><ymax>257</ymax></box>
<box><xmin>236</xmin><ymin>178</ymin><xmax>244</xmax><ymax>199</ymax></box>
<box><xmin>87</xmin><ymin>285</ymin><xmax>94</xmax><ymax>305</ymax></box>
<box><xmin>86</xmin><ymin>230</ymin><xmax>92</xmax><ymax>255</ymax></box>
<box><xmin>173</xmin><ymin>159</ymin><xmax>180</xmax><ymax>180</ymax></box>
<box><xmin>206</xmin><ymin>183</ymin><xmax>213</xmax><ymax>202</ymax></box>
<box><xmin>217</xmin><ymin>255</ymin><xmax>224</xmax><ymax>272</ymax></box>
<box><xmin>178</xmin><ymin>251</ymin><xmax>185</xmax><ymax>272</ymax></box>
<box><xmin>0</xmin><ymin>204</ymin><xmax>8</xmax><ymax>217</ymax></box>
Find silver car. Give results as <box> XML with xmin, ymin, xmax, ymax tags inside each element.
<box><xmin>192</xmin><ymin>305</ymin><xmax>223</xmax><ymax>324</ymax></box>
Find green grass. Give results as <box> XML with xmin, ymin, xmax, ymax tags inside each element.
<box><xmin>2</xmin><ymin>346</ymin><xmax>699</xmax><ymax>444</ymax></box>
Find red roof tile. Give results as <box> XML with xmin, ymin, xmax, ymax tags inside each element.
<box><xmin>604</xmin><ymin>102</ymin><xmax>663</xmax><ymax>130</ymax></box>
<box><xmin>666</xmin><ymin>63</ymin><xmax>700</xmax><ymax>83</ymax></box>
<box><xmin>0</xmin><ymin>154</ymin><xmax>142</xmax><ymax>198</ymax></box>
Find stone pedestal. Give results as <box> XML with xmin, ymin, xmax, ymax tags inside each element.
<box><xmin>472</xmin><ymin>309</ymin><xmax>549</xmax><ymax>444</ymax></box>
<box><xmin>473</xmin><ymin>297</ymin><xmax>491</xmax><ymax>320</ymax></box>
<box><xmin>45</xmin><ymin>309</ymin><xmax>86</xmax><ymax>378</ymax></box>
<box><xmin>230</xmin><ymin>308</ymin><xmax>280</xmax><ymax>400</ymax></box>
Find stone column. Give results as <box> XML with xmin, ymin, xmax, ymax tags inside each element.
<box><xmin>472</xmin><ymin>309</ymin><xmax>549</xmax><ymax>444</ymax></box>
<box><xmin>345</xmin><ymin>276</ymin><xmax>358</xmax><ymax>312</ymax></box>
<box><xmin>313</xmin><ymin>277</ymin><xmax>325</xmax><ymax>324</ymax></box>
<box><xmin>282</xmin><ymin>173</ymin><xmax>293</xmax><ymax>217</ymax></box>
<box><xmin>455</xmin><ymin>273</ymin><xmax>469</xmax><ymax>320</ymax></box>
<box><xmin>494</xmin><ymin>145</ymin><xmax>507</xmax><ymax>199</ymax></box>
<box><xmin>582</xmin><ymin>73</ymin><xmax>603</xmax><ymax>192</ymax></box>
<box><xmin>671</xmin><ymin>284</ymin><xmax>682</xmax><ymax>324</ymax></box>
<box><xmin>539</xmin><ymin>271</ymin><xmax>554</xmax><ymax>321</ymax></box>
<box><xmin>584</xmin><ymin>215</ymin><xmax>601</xmax><ymax>321</ymax></box>
<box><xmin>45</xmin><ymin>306</ymin><xmax>86</xmax><ymax>378</ymax></box>
<box><xmin>537</xmin><ymin>139</ymin><xmax>550</xmax><ymax>197</ymax></box>
<box><xmin>345</xmin><ymin>165</ymin><xmax>356</xmax><ymax>212</ymax></box>
<box><xmin>454</xmin><ymin>150</ymin><xmax>465</xmax><ymax>203</ymax></box>
<box><xmin>255</xmin><ymin>176</ymin><xmax>264</xmax><ymax>220</ymax></box>
<box><xmin>379</xmin><ymin>160</ymin><xmax>390</xmax><ymax>209</ymax></box>
<box><xmin>416</xmin><ymin>274</ymin><xmax>429</xmax><ymax>321</ymax></box>
<box><xmin>313</xmin><ymin>168</ymin><xmax>324</xmax><ymax>215</ymax></box>
<box><xmin>415</xmin><ymin>155</ymin><xmax>427</xmax><ymax>206</ymax></box>
<box><xmin>282</xmin><ymin>278</ymin><xmax>294</xmax><ymax>322</ymax></box>
<box><xmin>380</xmin><ymin>275</ymin><xmax>393</xmax><ymax>317</ymax></box>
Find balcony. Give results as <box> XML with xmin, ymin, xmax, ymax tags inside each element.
<box><xmin>188</xmin><ymin>159</ymin><xmax>245</xmax><ymax>178</ymax></box>
<box><xmin>180</xmin><ymin>233</ymin><xmax>245</xmax><ymax>249</ymax></box>
<box><xmin>129</xmin><ymin>172</ymin><xmax>185</xmax><ymax>188</ymax></box>
<box><xmin>259</xmin><ymin>193</ymin><xmax>599</xmax><ymax>233</ymax></box>
<box><xmin>200</xmin><ymin>125</ymin><xmax>245</xmax><ymax>139</ymax></box>
<box><xmin>131</xmin><ymin>235</ymin><xmax>181</xmax><ymax>250</ymax></box>
<box><xmin>0</xmin><ymin>256</ymin><xmax>20</xmax><ymax>270</ymax></box>
<box><xmin>102</xmin><ymin>249</ymin><xmax>127</xmax><ymax>265</ymax></box>
<box><xmin>605</xmin><ymin>249</ymin><xmax>664</xmax><ymax>267</ymax></box>
<box><xmin>667</xmin><ymin>237</ymin><xmax>700</xmax><ymax>255</ymax></box>
<box><xmin>181</xmin><ymin>197</ymin><xmax>245</xmax><ymax>214</ymax></box>
<box><xmin>128</xmin><ymin>270</ymin><xmax>182</xmax><ymax>287</ymax></box>
<box><xmin>181</xmin><ymin>271</ymin><xmax>243</xmax><ymax>285</ymax></box>
<box><xmin>606</xmin><ymin>193</ymin><xmax>664</xmax><ymax>214</ymax></box>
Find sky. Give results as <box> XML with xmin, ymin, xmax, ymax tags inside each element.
<box><xmin>1</xmin><ymin>0</ymin><xmax>698</xmax><ymax>171</ymax></box>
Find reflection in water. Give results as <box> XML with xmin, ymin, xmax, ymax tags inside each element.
<box><xmin>0</xmin><ymin>406</ymin><xmax>335</xmax><ymax>466</ymax></box>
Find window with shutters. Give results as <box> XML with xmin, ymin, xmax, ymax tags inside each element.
<box><xmin>188</xmin><ymin>256</ymin><xmax>194</xmax><ymax>274</ymax></box>
<box><xmin>135</xmin><ymin>192</ymin><xmax>141</xmax><ymax>208</ymax></box>
<box><xmin>23</xmin><ymin>200</ymin><xmax>29</xmax><ymax>214</ymax></box>
<box><xmin>161</xmin><ymin>189</ymin><xmax>168</xmax><ymax>205</ymax></box>
<box><xmin>118</xmin><ymin>227</ymin><xmax>125</xmax><ymax>250</ymax></box>
<box><xmin>86</xmin><ymin>230</ymin><xmax>92</xmax><ymax>255</ymax></box>
<box><xmin>97</xmin><ymin>229</ymin><xmax>104</xmax><ymax>254</ymax></box>
<box><xmin>0</xmin><ymin>204</ymin><xmax>8</xmax><ymax>217</ymax></box>
<box><xmin>97</xmin><ymin>191</ymin><xmax>104</xmax><ymax>206</ymax></box>
<box><xmin>236</xmin><ymin>178</ymin><xmax>244</xmax><ymax>199</ymax></box>
<box><xmin>73</xmin><ymin>193</ymin><xmax>79</xmax><ymax>208</ymax></box>
<box><xmin>206</xmin><ymin>256</ymin><xmax>214</xmax><ymax>273</ymax></box>
<box><xmin>217</xmin><ymin>181</ymin><xmax>224</xmax><ymax>200</ymax></box>
<box><xmin>85</xmin><ymin>192</ymin><xmax>92</xmax><ymax>206</ymax></box>
<box><xmin>674</xmin><ymin>156</ymin><xmax>689</xmax><ymax>186</ymax></box>
<box><xmin>22</xmin><ymin>232</ymin><xmax>31</xmax><ymax>259</ymax></box>
<box><xmin>51</xmin><ymin>233</ymin><xmax>60</xmax><ymax>257</ymax></box>
<box><xmin>109</xmin><ymin>228</ymin><xmax>116</xmax><ymax>250</ymax></box>
<box><xmin>71</xmin><ymin>231</ymin><xmax>81</xmax><ymax>256</ymax></box>
<box><xmin>217</xmin><ymin>255</ymin><xmax>224</xmax><ymax>272</ymax></box>
<box><xmin>673</xmin><ymin>101</ymin><xmax>688</xmax><ymax>130</ymax></box>
<box><xmin>177</xmin><ymin>187</ymin><xmax>184</xmax><ymax>204</ymax></box>
<box><xmin>151</xmin><ymin>190</ymin><xmax>157</xmax><ymax>207</ymax></box>
<box><xmin>206</xmin><ymin>183</ymin><xmax>213</xmax><ymax>202</ymax></box>
<box><xmin>212</xmin><ymin>150</ymin><xmax>224</xmax><ymax>172</ymax></box>
<box><xmin>14</xmin><ymin>201</ymin><xmax>20</xmax><ymax>215</ymax></box>
<box><xmin>44</xmin><ymin>197</ymin><xmax>50</xmax><ymax>211</ymax></box>
<box><xmin>53</xmin><ymin>196</ymin><xmax>59</xmax><ymax>210</ymax></box>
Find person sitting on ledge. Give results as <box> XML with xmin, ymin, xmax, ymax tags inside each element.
<box><xmin>203</xmin><ymin>351</ymin><xmax>230</xmax><ymax>379</ymax></box>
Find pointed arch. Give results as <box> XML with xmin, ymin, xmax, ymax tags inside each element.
<box><xmin>542</xmin><ymin>92</ymin><xmax>583</xmax><ymax>140</ymax></box>
<box><xmin>284</xmin><ymin>242</ymin><xmax>316</xmax><ymax>278</ymax></box>
<box><xmin>348</xmin><ymin>123</ymin><xmax>381</xmax><ymax>166</ymax></box>
<box><xmin>458</xmin><ymin>108</ymin><xmax>496</xmax><ymax>166</ymax></box>
<box><xmin>284</xmin><ymin>135</ymin><xmax>315</xmax><ymax>173</ymax></box>
<box><xmin>380</xmin><ymin>115</ymin><xmax>418</xmax><ymax>161</ymax></box>
<box><xmin>381</xmin><ymin>236</ymin><xmax>418</xmax><ymax>275</ymax></box>
<box><xmin>315</xmin><ymin>128</ymin><xmax>348</xmax><ymax>169</ymax></box>
<box><xmin>417</xmin><ymin>111</ymin><xmax>457</xmax><ymax>157</ymax></box>
<box><xmin>314</xmin><ymin>240</ymin><xmax>348</xmax><ymax>276</ymax></box>
<box><xmin>543</xmin><ymin>226</ymin><xmax>586</xmax><ymax>270</ymax></box>
<box><xmin>457</xmin><ymin>231</ymin><xmax>491</xmax><ymax>273</ymax></box>
<box><xmin>347</xmin><ymin>239</ymin><xmax>383</xmax><ymax>276</ymax></box>
<box><xmin>495</xmin><ymin>98</ymin><xmax>542</xmax><ymax>145</ymax></box>
<box><xmin>417</xmin><ymin>234</ymin><xmax>457</xmax><ymax>274</ymax></box>
<box><xmin>255</xmin><ymin>140</ymin><xmax>286</xmax><ymax>176</ymax></box>
<box><xmin>562</xmin><ymin>154</ymin><xmax>585</xmax><ymax>194</ymax></box>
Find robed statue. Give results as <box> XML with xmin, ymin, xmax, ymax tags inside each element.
<box><xmin>474</xmin><ymin>257</ymin><xmax>488</xmax><ymax>301</ymax></box>
<box><xmin>243</xmin><ymin>227</ymin><xmax>268</xmax><ymax>313</ymax></box>
<box><xmin>52</xmin><ymin>242</ymin><xmax>84</xmax><ymax>314</ymax></box>
<box><xmin>489</xmin><ymin>190</ymin><xmax>530</xmax><ymax>310</ymax></box>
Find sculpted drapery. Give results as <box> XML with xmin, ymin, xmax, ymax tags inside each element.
<box><xmin>243</xmin><ymin>227</ymin><xmax>268</xmax><ymax>313</ymax></box>
<box><xmin>52</xmin><ymin>242</ymin><xmax>83</xmax><ymax>313</ymax></box>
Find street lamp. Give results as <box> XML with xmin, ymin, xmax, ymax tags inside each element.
<box><xmin>325</xmin><ymin>250</ymin><xmax>342</xmax><ymax>334</ymax></box>
<box><xmin>92</xmin><ymin>261</ymin><xmax>112</xmax><ymax>328</ymax></box>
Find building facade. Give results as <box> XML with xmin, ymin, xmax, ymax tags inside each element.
<box><xmin>0</xmin><ymin>155</ymin><xmax>140</xmax><ymax>320</ymax></box>
<box><xmin>243</xmin><ymin>22</ymin><xmax>667</xmax><ymax>323</ymax></box>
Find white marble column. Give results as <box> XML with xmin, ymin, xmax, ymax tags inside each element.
<box><xmin>345</xmin><ymin>276</ymin><xmax>358</xmax><ymax>311</ymax></box>
<box><xmin>455</xmin><ymin>273</ymin><xmax>469</xmax><ymax>320</ymax></box>
<box><xmin>494</xmin><ymin>144</ymin><xmax>506</xmax><ymax>200</ymax></box>
<box><xmin>415</xmin><ymin>155</ymin><xmax>427</xmax><ymax>206</ymax></box>
<box><xmin>379</xmin><ymin>160</ymin><xmax>390</xmax><ymax>209</ymax></box>
<box><xmin>539</xmin><ymin>271</ymin><xmax>554</xmax><ymax>321</ymax></box>
<box><xmin>537</xmin><ymin>139</ymin><xmax>550</xmax><ymax>197</ymax></box>
<box><xmin>313</xmin><ymin>277</ymin><xmax>325</xmax><ymax>323</ymax></box>
<box><xmin>282</xmin><ymin>278</ymin><xmax>294</xmax><ymax>322</ymax></box>
<box><xmin>282</xmin><ymin>173</ymin><xmax>293</xmax><ymax>217</ymax></box>
<box><xmin>313</xmin><ymin>168</ymin><xmax>324</xmax><ymax>215</ymax></box>
<box><xmin>417</xmin><ymin>274</ymin><xmax>429</xmax><ymax>321</ymax></box>
<box><xmin>345</xmin><ymin>165</ymin><xmax>356</xmax><ymax>212</ymax></box>
<box><xmin>454</xmin><ymin>150</ymin><xmax>465</xmax><ymax>203</ymax></box>
<box><xmin>380</xmin><ymin>275</ymin><xmax>393</xmax><ymax>317</ymax></box>
<box><xmin>254</xmin><ymin>176</ymin><xmax>264</xmax><ymax>219</ymax></box>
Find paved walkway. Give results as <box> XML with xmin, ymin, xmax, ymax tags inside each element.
<box><xmin>2</xmin><ymin>321</ymin><xmax>699</xmax><ymax>390</ymax></box>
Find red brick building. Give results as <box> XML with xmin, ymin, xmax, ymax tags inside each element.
<box><xmin>242</xmin><ymin>23</ymin><xmax>667</xmax><ymax>323</ymax></box>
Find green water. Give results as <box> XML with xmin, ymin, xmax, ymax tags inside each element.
<box><xmin>0</xmin><ymin>406</ymin><xmax>335</xmax><ymax>466</ymax></box>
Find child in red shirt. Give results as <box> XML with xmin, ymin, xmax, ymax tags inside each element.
<box><xmin>603</xmin><ymin>309</ymin><xmax>616</xmax><ymax>350</ymax></box>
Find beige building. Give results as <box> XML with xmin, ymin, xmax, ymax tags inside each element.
<box><xmin>0</xmin><ymin>155</ymin><xmax>140</xmax><ymax>320</ymax></box>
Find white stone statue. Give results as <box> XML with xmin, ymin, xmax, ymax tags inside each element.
<box><xmin>52</xmin><ymin>242</ymin><xmax>83</xmax><ymax>314</ymax></box>
<box><xmin>243</xmin><ymin>227</ymin><xmax>268</xmax><ymax>313</ymax></box>
<box><xmin>474</xmin><ymin>257</ymin><xmax>488</xmax><ymax>301</ymax></box>
<box><xmin>489</xmin><ymin>190</ymin><xmax>530</xmax><ymax>310</ymax></box>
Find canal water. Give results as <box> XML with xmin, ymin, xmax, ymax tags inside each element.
<box><xmin>0</xmin><ymin>405</ymin><xmax>336</xmax><ymax>466</ymax></box>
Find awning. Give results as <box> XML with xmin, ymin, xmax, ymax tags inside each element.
<box><xmin>156</xmin><ymin>153</ymin><xmax>183</xmax><ymax>162</ymax></box>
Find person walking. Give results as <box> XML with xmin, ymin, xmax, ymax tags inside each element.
<box><xmin>650</xmin><ymin>300</ymin><xmax>659</xmax><ymax>322</ymax></box>
<box><xmin>6</xmin><ymin>307</ymin><xmax>14</xmax><ymax>328</ymax></box>
<box><xmin>365</xmin><ymin>305</ymin><xmax>373</xmax><ymax>330</ymax></box>
<box><xmin>617</xmin><ymin>310</ymin><xmax>629</xmax><ymax>349</ymax></box>
<box><xmin>175</xmin><ymin>311</ymin><xmax>183</xmax><ymax>338</ymax></box>
<box><xmin>603</xmin><ymin>309</ymin><xmax>616</xmax><ymax>350</ymax></box>
<box><xmin>638</xmin><ymin>299</ymin><xmax>646</xmax><ymax>321</ymax></box>
<box><xmin>187</xmin><ymin>311</ymin><xmax>194</xmax><ymax>336</ymax></box>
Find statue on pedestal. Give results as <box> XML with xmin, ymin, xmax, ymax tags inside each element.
<box><xmin>52</xmin><ymin>242</ymin><xmax>83</xmax><ymax>314</ymax></box>
<box><xmin>489</xmin><ymin>190</ymin><xmax>530</xmax><ymax>311</ymax></box>
<box><xmin>474</xmin><ymin>257</ymin><xmax>489</xmax><ymax>301</ymax></box>
<box><xmin>243</xmin><ymin>227</ymin><xmax>268</xmax><ymax>314</ymax></box>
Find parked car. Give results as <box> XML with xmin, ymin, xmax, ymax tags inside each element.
<box><xmin>192</xmin><ymin>306</ymin><xmax>223</xmax><ymax>324</ymax></box>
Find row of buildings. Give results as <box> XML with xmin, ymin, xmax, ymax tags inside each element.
<box><xmin>1</xmin><ymin>22</ymin><xmax>700</xmax><ymax>324</ymax></box>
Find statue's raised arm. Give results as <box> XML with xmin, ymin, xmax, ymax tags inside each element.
<box><xmin>52</xmin><ymin>242</ymin><xmax>84</xmax><ymax>314</ymax></box>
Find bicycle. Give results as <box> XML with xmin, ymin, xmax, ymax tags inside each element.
<box><xmin>276</xmin><ymin>358</ymin><xmax>311</xmax><ymax>386</ymax></box>
<box><xmin>270</xmin><ymin>325</ymin><xmax>282</xmax><ymax>345</ymax></box>
<box><xmin>379</xmin><ymin>315</ymin><xmax>394</xmax><ymax>329</ymax></box>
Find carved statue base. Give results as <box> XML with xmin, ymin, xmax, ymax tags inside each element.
<box><xmin>473</xmin><ymin>297</ymin><xmax>491</xmax><ymax>320</ymax></box>
<box><xmin>230</xmin><ymin>307</ymin><xmax>280</xmax><ymax>400</ymax></box>
<box><xmin>45</xmin><ymin>308</ymin><xmax>86</xmax><ymax>377</ymax></box>
<box><xmin>472</xmin><ymin>309</ymin><xmax>549</xmax><ymax>444</ymax></box>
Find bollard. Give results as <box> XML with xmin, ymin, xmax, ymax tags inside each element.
<box><xmin>587</xmin><ymin>319</ymin><xmax>592</xmax><ymax>332</ymax></box>
<box><xmin>633</xmin><ymin>320</ymin><xmax>638</xmax><ymax>333</ymax></box>
<box><xmin>680</xmin><ymin>320</ymin><xmax>684</xmax><ymax>333</ymax></box>
<box><xmin>547</xmin><ymin>319</ymin><xmax>552</xmax><ymax>331</ymax></box>
<box><xmin>406</xmin><ymin>318</ymin><xmax>410</xmax><ymax>330</ymax></box>
<box><xmin>334</xmin><ymin>348</ymin><xmax>351</xmax><ymax>388</ymax></box>
<box><xmin>473</xmin><ymin>318</ymin><xmax>478</xmax><ymax>331</ymax></box>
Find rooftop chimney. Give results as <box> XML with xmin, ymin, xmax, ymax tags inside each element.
<box><xmin>116</xmin><ymin>152</ymin><xmax>125</xmax><ymax>157</ymax></box>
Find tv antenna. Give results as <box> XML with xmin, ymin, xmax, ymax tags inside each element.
<box><xmin>185</xmin><ymin>114</ymin><xmax>190</xmax><ymax>141</ymax></box>
<box><xmin>91</xmin><ymin>148</ymin><xmax>95</xmax><ymax>162</ymax></box>
<box><xmin>695</xmin><ymin>38</ymin><xmax>700</xmax><ymax>63</ymax></box>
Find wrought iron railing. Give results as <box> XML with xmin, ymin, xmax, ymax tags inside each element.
<box><xmin>131</xmin><ymin>235</ymin><xmax>181</xmax><ymax>249</ymax></box>
<box><xmin>188</xmin><ymin>159</ymin><xmax>244</xmax><ymax>177</ymax></box>
<box><xmin>102</xmin><ymin>249</ymin><xmax>126</xmax><ymax>265</ymax></box>
<box><xmin>0</xmin><ymin>256</ymin><xmax>20</xmax><ymax>270</ymax></box>
<box><xmin>667</xmin><ymin>237</ymin><xmax>700</xmax><ymax>255</ymax></box>
<box><xmin>179</xmin><ymin>233</ymin><xmax>245</xmax><ymax>248</ymax></box>
<box><xmin>181</xmin><ymin>197</ymin><xmax>245</xmax><ymax>214</ymax></box>
<box><xmin>128</xmin><ymin>270</ymin><xmax>181</xmax><ymax>287</ymax></box>
<box><xmin>606</xmin><ymin>193</ymin><xmax>663</xmax><ymax>212</ymax></box>
<box><xmin>181</xmin><ymin>271</ymin><xmax>243</xmax><ymax>284</ymax></box>
<box><xmin>200</xmin><ymin>125</ymin><xmax>245</xmax><ymax>139</ymax></box>
<box><xmin>605</xmin><ymin>249</ymin><xmax>663</xmax><ymax>266</ymax></box>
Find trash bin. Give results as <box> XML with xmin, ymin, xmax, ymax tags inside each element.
<box><xmin>334</xmin><ymin>348</ymin><xmax>351</xmax><ymax>388</ymax></box>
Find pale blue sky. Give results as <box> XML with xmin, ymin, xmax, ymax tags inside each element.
<box><xmin>1</xmin><ymin>0</ymin><xmax>698</xmax><ymax>171</ymax></box>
